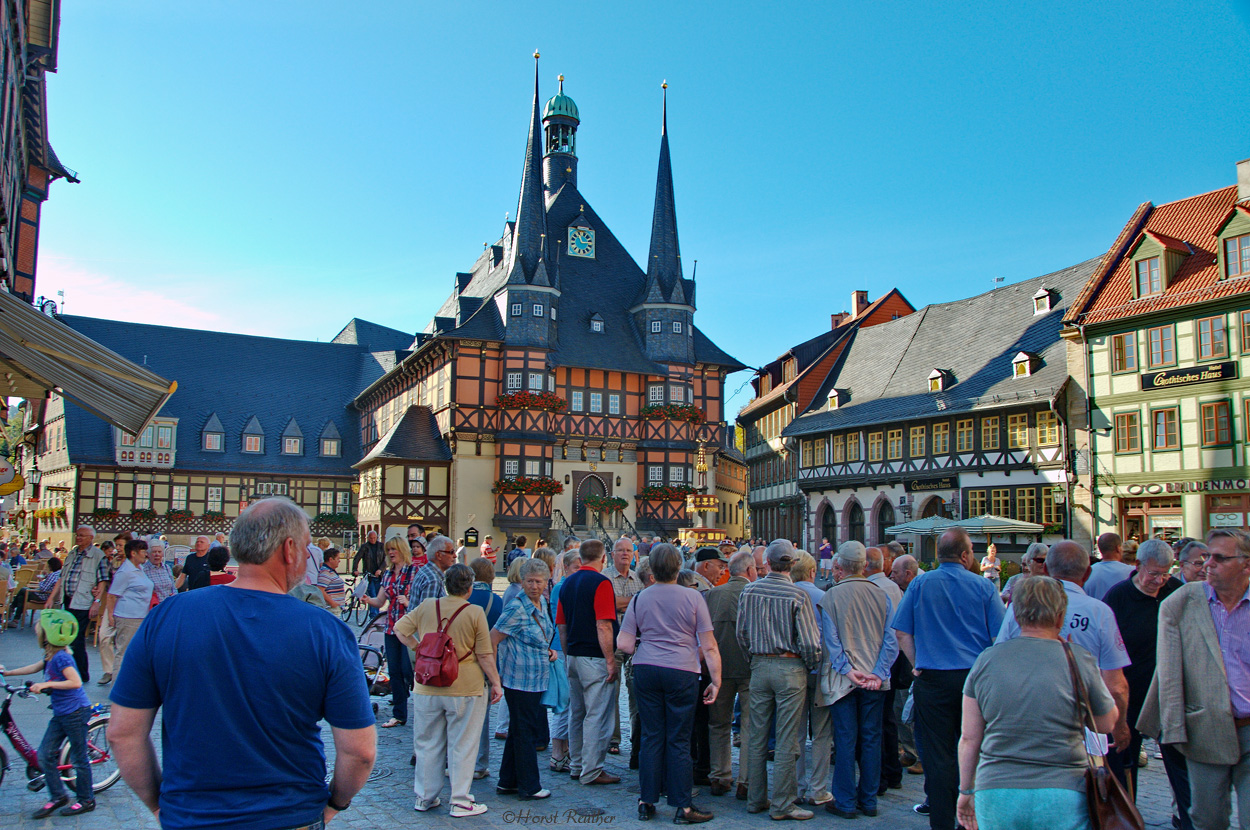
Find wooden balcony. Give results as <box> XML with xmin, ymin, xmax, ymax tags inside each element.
<box><xmin>634</xmin><ymin>498</ymin><xmax>687</xmax><ymax>537</ymax></box>
<box><xmin>494</xmin><ymin>492</ymin><xmax>554</xmax><ymax>533</ymax></box>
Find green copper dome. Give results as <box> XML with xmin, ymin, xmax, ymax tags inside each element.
<box><xmin>543</xmin><ymin>76</ymin><xmax>579</xmax><ymax>121</ymax></box>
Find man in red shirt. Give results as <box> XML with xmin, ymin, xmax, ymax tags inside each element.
<box><xmin>556</xmin><ymin>539</ymin><xmax>620</xmax><ymax>786</ymax></box>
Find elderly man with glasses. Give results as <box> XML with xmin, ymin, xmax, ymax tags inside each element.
<box><xmin>1104</xmin><ymin>539</ymin><xmax>1187</xmax><ymax>821</ymax></box>
<box><xmin>1176</xmin><ymin>541</ymin><xmax>1210</xmax><ymax>584</ymax></box>
<box><xmin>1139</xmin><ymin>529</ymin><xmax>1250</xmax><ymax>830</ymax></box>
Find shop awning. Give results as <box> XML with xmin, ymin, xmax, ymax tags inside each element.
<box><xmin>0</xmin><ymin>289</ymin><xmax>175</xmax><ymax>435</ymax></box>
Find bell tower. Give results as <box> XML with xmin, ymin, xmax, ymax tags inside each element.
<box><xmin>543</xmin><ymin>75</ymin><xmax>579</xmax><ymax>194</ymax></box>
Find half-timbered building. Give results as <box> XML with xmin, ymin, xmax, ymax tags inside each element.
<box><xmin>782</xmin><ymin>261</ymin><xmax>1096</xmax><ymax>561</ymax></box>
<box><xmin>738</xmin><ymin>290</ymin><xmax>915</xmax><ymax>542</ymax></box>
<box><xmin>351</xmin><ymin>65</ymin><xmax>743</xmax><ymax>545</ymax></box>
<box><xmin>1062</xmin><ymin>161</ymin><xmax>1250</xmax><ymax>543</ymax></box>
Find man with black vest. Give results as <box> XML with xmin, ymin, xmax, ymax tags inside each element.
<box><xmin>556</xmin><ymin>539</ymin><xmax>621</xmax><ymax>786</ymax></box>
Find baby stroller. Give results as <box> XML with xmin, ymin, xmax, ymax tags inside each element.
<box><xmin>358</xmin><ymin>614</ymin><xmax>389</xmax><ymax>700</ymax></box>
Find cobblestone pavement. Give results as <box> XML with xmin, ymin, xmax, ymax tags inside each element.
<box><xmin>0</xmin><ymin>621</ymin><xmax>1207</xmax><ymax>829</ymax></box>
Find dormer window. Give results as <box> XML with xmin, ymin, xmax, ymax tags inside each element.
<box><xmin>1013</xmin><ymin>351</ymin><xmax>1041</xmax><ymax>378</ymax></box>
<box><xmin>1136</xmin><ymin>257</ymin><xmax>1161</xmax><ymax>296</ymax></box>
<box><xmin>202</xmin><ymin>413</ymin><xmax>225</xmax><ymax>453</ymax></box>
<box><xmin>242</xmin><ymin>415</ymin><xmax>265</xmax><ymax>454</ymax></box>
<box><xmin>827</xmin><ymin>388</ymin><xmax>846</xmax><ymax>410</ymax></box>
<box><xmin>281</xmin><ymin>418</ymin><xmax>303</xmax><ymax>455</ymax></box>
<box><xmin>928</xmin><ymin>369</ymin><xmax>951</xmax><ymax>393</ymax></box>
<box><xmin>760</xmin><ymin>374</ymin><xmax>772</xmax><ymax>395</ymax></box>
<box><xmin>1032</xmin><ymin>286</ymin><xmax>1054</xmax><ymax>314</ymax></box>
<box><xmin>782</xmin><ymin>358</ymin><xmax>797</xmax><ymax>382</ymax></box>
<box><xmin>590</xmin><ymin>313</ymin><xmax>604</xmax><ymax>333</ymax></box>
<box><xmin>318</xmin><ymin>421</ymin><xmax>342</xmax><ymax>457</ymax></box>
<box><xmin>1225</xmin><ymin>234</ymin><xmax>1250</xmax><ymax>278</ymax></box>
<box><xmin>204</xmin><ymin>433</ymin><xmax>223</xmax><ymax>451</ymax></box>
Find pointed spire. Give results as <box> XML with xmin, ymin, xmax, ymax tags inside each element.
<box><xmin>508</xmin><ymin>51</ymin><xmax>548</xmax><ymax>285</ymax></box>
<box><xmin>644</xmin><ymin>80</ymin><xmax>682</xmax><ymax>301</ymax></box>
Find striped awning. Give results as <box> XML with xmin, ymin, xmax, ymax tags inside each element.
<box><xmin>0</xmin><ymin>289</ymin><xmax>175</xmax><ymax>435</ymax></box>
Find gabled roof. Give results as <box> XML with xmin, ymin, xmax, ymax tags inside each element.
<box><xmin>1066</xmin><ymin>186</ymin><xmax>1248</xmax><ymax>326</ymax></box>
<box><xmin>784</xmin><ymin>258</ymin><xmax>1098</xmax><ymax>438</ymax></box>
<box><xmin>281</xmin><ymin>418</ymin><xmax>303</xmax><ymax>438</ymax></box>
<box><xmin>59</xmin><ymin>316</ymin><xmax>369</xmax><ymax>476</ymax></box>
<box><xmin>331</xmin><ymin>318</ymin><xmax>415</xmax><ymax>351</ymax></box>
<box><xmin>354</xmin><ymin>406</ymin><xmax>452</xmax><ymax>467</ymax></box>
<box><xmin>242</xmin><ymin>416</ymin><xmax>264</xmax><ymax>435</ymax></box>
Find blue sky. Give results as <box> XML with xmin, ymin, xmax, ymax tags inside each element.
<box><xmin>37</xmin><ymin>1</ymin><xmax>1250</xmax><ymax>415</ymax></box>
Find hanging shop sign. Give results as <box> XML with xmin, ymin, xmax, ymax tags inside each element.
<box><xmin>1140</xmin><ymin>361</ymin><xmax>1238</xmax><ymax>391</ymax></box>
<box><xmin>1125</xmin><ymin>479</ymin><xmax>1249</xmax><ymax>496</ymax></box>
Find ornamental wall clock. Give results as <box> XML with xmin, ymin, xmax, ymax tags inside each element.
<box><xmin>568</xmin><ymin>227</ymin><xmax>595</xmax><ymax>258</ymax></box>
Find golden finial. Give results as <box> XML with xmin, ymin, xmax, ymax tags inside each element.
<box><xmin>533</xmin><ymin>50</ymin><xmax>540</xmax><ymax>60</ymax></box>
<box><xmin>558</xmin><ymin>73</ymin><xmax>565</xmax><ymax>93</ymax></box>
<box><xmin>662</xmin><ymin>80</ymin><xmax>668</xmax><ymax>90</ymax></box>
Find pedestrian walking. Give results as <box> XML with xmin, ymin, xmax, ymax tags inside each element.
<box><xmin>618</xmin><ymin>543</ymin><xmax>721</xmax><ymax>824</ymax></box>
<box><xmin>556</xmin><ymin>539</ymin><xmax>621</xmax><ymax>786</ymax></box>
<box><xmin>956</xmin><ymin>576</ymin><xmax>1117</xmax><ymax>830</ymax></box>
<box><xmin>397</xmin><ymin>563</ymin><xmax>503</xmax><ymax>817</ymax></box>
<box><xmin>491</xmin><ymin>559</ymin><xmax>557</xmax><ymax>801</ymax></box>
<box><xmin>736</xmin><ymin>538</ymin><xmax>822</xmax><ymax>821</ymax></box>
<box><xmin>1137</xmin><ymin>528</ymin><xmax>1250</xmax><ymax>830</ymax></box>
<box><xmin>104</xmin><ymin>539</ymin><xmax>155</xmax><ymax>677</ymax></box>
<box><xmin>892</xmin><ymin>528</ymin><xmax>1005</xmax><ymax>830</ymax></box>
<box><xmin>47</xmin><ymin>525</ymin><xmax>108</xmax><ymax>684</ymax></box>
<box><xmin>363</xmin><ymin>537</ymin><xmax>417</xmax><ymax>728</ymax></box>
<box><xmin>1085</xmin><ymin>533</ymin><xmax>1133</xmax><ymax>601</ymax></box>
<box><xmin>979</xmin><ymin>544</ymin><xmax>1001</xmax><ymax>591</ymax></box>
<box><xmin>106</xmin><ymin>498</ymin><xmax>377</xmax><ymax>829</ymax></box>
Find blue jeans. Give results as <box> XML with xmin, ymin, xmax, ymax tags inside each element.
<box><xmin>634</xmin><ymin>663</ymin><xmax>699</xmax><ymax>809</ymax></box>
<box><xmin>383</xmin><ymin>632</ymin><xmax>413</xmax><ymax>724</ymax></box>
<box><xmin>365</xmin><ymin>575</ymin><xmax>381</xmax><ymax>619</ymax></box>
<box><xmin>477</xmin><ymin>699</ymin><xmax>491</xmax><ymax>774</ymax></box>
<box><xmin>830</xmin><ymin>688</ymin><xmax>884</xmax><ymax>813</ymax></box>
<box><xmin>39</xmin><ymin>706</ymin><xmax>92</xmax><ymax>802</ymax></box>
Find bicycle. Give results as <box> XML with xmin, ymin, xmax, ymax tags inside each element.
<box><xmin>0</xmin><ymin>681</ymin><xmax>121</xmax><ymax>794</ymax></box>
<box><xmin>341</xmin><ymin>574</ymin><xmax>374</xmax><ymax>627</ymax></box>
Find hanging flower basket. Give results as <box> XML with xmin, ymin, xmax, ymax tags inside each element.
<box><xmin>165</xmin><ymin>508</ymin><xmax>194</xmax><ymax>522</ymax></box>
<box><xmin>583</xmin><ymin>495</ymin><xmax>628</xmax><ymax>513</ymax></box>
<box><xmin>639</xmin><ymin>404</ymin><xmax>705</xmax><ymax>424</ymax></box>
<box><xmin>201</xmin><ymin>510</ymin><xmax>227</xmax><ymax>522</ymax></box>
<box><xmin>91</xmin><ymin>507</ymin><xmax>120</xmax><ymax>522</ymax></box>
<box><xmin>635</xmin><ymin>485</ymin><xmax>697</xmax><ymax>501</ymax></box>
<box><xmin>496</xmin><ymin>391</ymin><xmax>567</xmax><ymax>412</ymax></box>
<box><xmin>130</xmin><ymin>508</ymin><xmax>158</xmax><ymax>522</ymax></box>
<box><xmin>493</xmin><ymin>476</ymin><xmax>564</xmax><ymax>496</ymax></box>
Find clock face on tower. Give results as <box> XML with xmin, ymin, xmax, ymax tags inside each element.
<box><xmin>568</xmin><ymin>227</ymin><xmax>595</xmax><ymax>258</ymax></box>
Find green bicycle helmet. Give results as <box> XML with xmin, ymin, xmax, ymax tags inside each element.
<box><xmin>39</xmin><ymin>610</ymin><xmax>79</xmax><ymax>647</ymax></box>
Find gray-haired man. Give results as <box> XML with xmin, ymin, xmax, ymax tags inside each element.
<box><xmin>736</xmin><ymin>539</ymin><xmax>822</xmax><ymax>820</ymax></box>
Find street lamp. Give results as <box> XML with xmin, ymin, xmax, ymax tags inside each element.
<box><xmin>1051</xmin><ymin>484</ymin><xmax>1067</xmax><ymax>504</ymax></box>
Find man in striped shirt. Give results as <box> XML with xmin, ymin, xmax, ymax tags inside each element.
<box><xmin>736</xmin><ymin>539</ymin><xmax>822</xmax><ymax>821</ymax></box>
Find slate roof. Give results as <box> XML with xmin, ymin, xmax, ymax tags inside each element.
<box><xmin>59</xmin><ymin>316</ymin><xmax>370</xmax><ymax>475</ymax></box>
<box><xmin>332</xmin><ymin>318</ymin><xmax>416</xmax><ymax>351</ymax></box>
<box><xmin>353</xmin><ymin>405</ymin><xmax>452</xmax><ymax>467</ymax></box>
<box><xmin>1066</xmin><ymin>186</ymin><xmax>1250</xmax><ymax>326</ymax></box>
<box><xmin>783</xmin><ymin>258</ymin><xmax>1099</xmax><ymax>438</ymax></box>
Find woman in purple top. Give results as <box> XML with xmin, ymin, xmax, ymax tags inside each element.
<box><xmin>618</xmin><ymin>543</ymin><xmax>722</xmax><ymax>824</ymax></box>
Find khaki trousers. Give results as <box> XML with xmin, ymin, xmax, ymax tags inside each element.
<box><xmin>708</xmin><ymin>675</ymin><xmax>750</xmax><ymax>786</ymax></box>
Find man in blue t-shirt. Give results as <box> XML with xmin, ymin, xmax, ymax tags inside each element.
<box><xmin>108</xmin><ymin>499</ymin><xmax>377</xmax><ymax>830</ymax></box>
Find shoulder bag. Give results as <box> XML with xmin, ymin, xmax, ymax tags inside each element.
<box><xmin>540</xmin><ymin>602</ymin><xmax>568</xmax><ymax>713</ymax></box>
<box><xmin>1061</xmin><ymin>642</ymin><xmax>1144</xmax><ymax>830</ymax></box>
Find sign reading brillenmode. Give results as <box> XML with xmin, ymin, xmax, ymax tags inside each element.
<box><xmin>1140</xmin><ymin>361</ymin><xmax>1239</xmax><ymax>391</ymax></box>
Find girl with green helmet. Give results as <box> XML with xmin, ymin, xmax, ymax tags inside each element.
<box><xmin>0</xmin><ymin>609</ymin><xmax>96</xmax><ymax>816</ymax></box>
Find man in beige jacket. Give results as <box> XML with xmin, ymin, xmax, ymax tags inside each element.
<box><xmin>1137</xmin><ymin>528</ymin><xmax>1250</xmax><ymax>830</ymax></box>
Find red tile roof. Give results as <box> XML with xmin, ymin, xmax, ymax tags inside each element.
<box><xmin>1067</xmin><ymin>186</ymin><xmax>1250</xmax><ymax>326</ymax></box>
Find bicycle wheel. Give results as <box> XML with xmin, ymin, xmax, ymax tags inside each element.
<box><xmin>60</xmin><ymin>715</ymin><xmax>121</xmax><ymax>793</ymax></box>
<box><xmin>355</xmin><ymin>598</ymin><xmax>369</xmax><ymax>626</ymax></box>
<box><xmin>340</xmin><ymin>594</ymin><xmax>355</xmax><ymax>622</ymax></box>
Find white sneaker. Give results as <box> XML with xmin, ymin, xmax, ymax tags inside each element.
<box><xmin>415</xmin><ymin>797</ymin><xmax>441</xmax><ymax>812</ymax></box>
<box><xmin>450</xmin><ymin>801</ymin><xmax>489</xmax><ymax>817</ymax></box>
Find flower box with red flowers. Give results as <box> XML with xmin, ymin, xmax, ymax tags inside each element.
<box><xmin>496</xmin><ymin>391</ymin><xmax>567</xmax><ymax>412</ymax></box>
<box><xmin>201</xmin><ymin>510</ymin><xmax>227</xmax><ymax>522</ymax></box>
<box><xmin>130</xmin><ymin>508</ymin><xmax>158</xmax><ymax>522</ymax></box>
<box><xmin>91</xmin><ymin>508</ymin><xmax>120</xmax><ymax>522</ymax></box>
<box><xmin>635</xmin><ymin>485</ymin><xmax>698</xmax><ymax>501</ymax></box>
<box><xmin>165</xmin><ymin>509</ymin><xmax>194</xmax><ymax>522</ymax></box>
<box><xmin>493</xmin><ymin>476</ymin><xmax>564</xmax><ymax>496</ymax></box>
<box><xmin>639</xmin><ymin>404</ymin><xmax>705</xmax><ymax>424</ymax></box>
<box><xmin>583</xmin><ymin>495</ymin><xmax>629</xmax><ymax>513</ymax></box>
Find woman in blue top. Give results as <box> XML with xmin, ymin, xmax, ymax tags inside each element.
<box><xmin>0</xmin><ymin>610</ymin><xmax>95</xmax><ymax>817</ymax></box>
<box><xmin>490</xmin><ymin>558</ymin><xmax>556</xmax><ymax>800</ymax></box>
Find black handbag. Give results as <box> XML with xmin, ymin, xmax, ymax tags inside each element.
<box><xmin>1061</xmin><ymin>642</ymin><xmax>1144</xmax><ymax>830</ymax></box>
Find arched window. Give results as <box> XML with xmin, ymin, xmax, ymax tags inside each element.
<box><xmin>848</xmin><ymin>502</ymin><xmax>865</xmax><ymax>543</ymax></box>
<box><xmin>821</xmin><ymin>503</ymin><xmax>837</xmax><ymax>545</ymax></box>
<box><xmin>876</xmin><ymin>501</ymin><xmax>896</xmax><ymax>545</ymax></box>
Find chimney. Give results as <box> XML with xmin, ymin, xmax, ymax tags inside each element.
<box><xmin>1239</xmin><ymin>158</ymin><xmax>1250</xmax><ymax>203</ymax></box>
<box><xmin>851</xmin><ymin>290</ymin><xmax>870</xmax><ymax>319</ymax></box>
<box><xmin>830</xmin><ymin>312</ymin><xmax>849</xmax><ymax>329</ymax></box>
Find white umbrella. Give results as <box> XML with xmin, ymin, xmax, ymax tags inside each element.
<box><xmin>883</xmin><ymin>516</ymin><xmax>959</xmax><ymax>536</ymax></box>
<box><xmin>951</xmin><ymin>514</ymin><xmax>1045</xmax><ymax>535</ymax></box>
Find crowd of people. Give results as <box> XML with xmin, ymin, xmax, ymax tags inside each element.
<box><xmin>1</xmin><ymin>507</ymin><xmax>1246</xmax><ymax>830</ymax></box>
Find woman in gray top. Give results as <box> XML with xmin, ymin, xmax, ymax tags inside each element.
<box><xmin>957</xmin><ymin>576</ymin><xmax>1118</xmax><ymax>830</ymax></box>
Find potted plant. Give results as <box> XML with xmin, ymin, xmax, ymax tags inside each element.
<box><xmin>496</xmin><ymin>391</ymin><xmax>567</xmax><ymax>412</ymax></box>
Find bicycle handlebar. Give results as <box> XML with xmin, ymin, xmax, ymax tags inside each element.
<box><xmin>3</xmin><ymin>681</ymin><xmax>34</xmax><ymax>698</ymax></box>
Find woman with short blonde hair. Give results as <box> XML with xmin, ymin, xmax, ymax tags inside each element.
<box><xmin>363</xmin><ymin>535</ymin><xmax>417</xmax><ymax>728</ymax></box>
